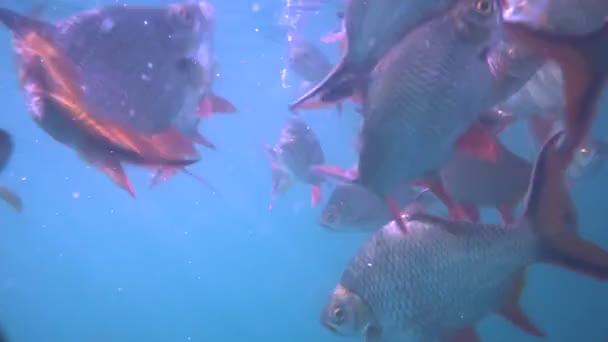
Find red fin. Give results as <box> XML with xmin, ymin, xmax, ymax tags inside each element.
<box><xmin>197</xmin><ymin>94</ymin><xmax>238</xmax><ymax>117</ymax></box>
<box><xmin>191</xmin><ymin>132</ymin><xmax>216</xmax><ymax>150</ymax></box>
<box><xmin>498</xmin><ymin>204</ymin><xmax>515</xmax><ymax>224</ymax></box>
<box><xmin>443</xmin><ymin>326</ymin><xmax>480</xmax><ymax>342</ymax></box>
<box><xmin>503</xmin><ymin>21</ymin><xmax>608</xmax><ymax>157</ymax></box>
<box><xmin>0</xmin><ymin>186</ymin><xmax>22</xmax><ymax>213</ymax></box>
<box><xmin>150</xmin><ymin>168</ymin><xmax>178</xmax><ymax>188</ymax></box>
<box><xmin>499</xmin><ymin>273</ymin><xmax>545</xmax><ymax>337</ymax></box>
<box><xmin>386</xmin><ymin>196</ymin><xmax>407</xmax><ymax>233</ymax></box>
<box><xmin>524</xmin><ymin>131</ymin><xmax>608</xmax><ymax>279</ymax></box>
<box><xmin>210</xmin><ymin>94</ymin><xmax>237</xmax><ymax>113</ymax></box>
<box><xmin>455</xmin><ymin>122</ymin><xmax>500</xmax><ymax>162</ymax></box>
<box><xmin>100</xmin><ymin>159</ymin><xmax>135</xmax><ymax>197</ymax></box>
<box><xmin>311</xmin><ymin>164</ymin><xmax>357</xmax><ymax>182</ymax></box>
<box><xmin>148</xmin><ymin>129</ymin><xmax>198</xmax><ymax>159</ymax></box>
<box><xmin>320</xmin><ymin>31</ymin><xmax>345</xmax><ymax>44</ymax></box>
<box><xmin>311</xmin><ymin>185</ymin><xmax>322</xmax><ymax>207</ymax></box>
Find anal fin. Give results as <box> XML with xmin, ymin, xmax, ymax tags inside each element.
<box><xmin>499</xmin><ymin>272</ymin><xmax>545</xmax><ymax>337</ymax></box>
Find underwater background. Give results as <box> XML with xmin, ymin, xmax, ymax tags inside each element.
<box><xmin>0</xmin><ymin>0</ymin><xmax>607</xmax><ymax>341</ymax></box>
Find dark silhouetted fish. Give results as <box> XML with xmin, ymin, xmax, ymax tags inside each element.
<box><xmin>265</xmin><ymin>115</ymin><xmax>325</xmax><ymax>209</ymax></box>
<box><xmin>0</xmin><ymin>6</ymin><xmax>200</xmax><ymax>196</ymax></box>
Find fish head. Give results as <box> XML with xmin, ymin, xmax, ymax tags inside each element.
<box><xmin>163</xmin><ymin>2</ymin><xmax>215</xmax><ymax>55</ymax></box>
<box><xmin>453</xmin><ymin>0</ymin><xmax>503</xmax><ymax>38</ymax></box>
<box><xmin>321</xmin><ymin>284</ymin><xmax>373</xmax><ymax>336</ymax></box>
<box><xmin>318</xmin><ymin>182</ymin><xmax>388</xmax><ymax>232</ymax></box>
<box><xmin>0</xmin><ymin>129</ymin><xmax>13</xmax><ymax>172</ymax></box>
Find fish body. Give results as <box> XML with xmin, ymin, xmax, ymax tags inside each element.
<box><xmin>52</xmin><ymin>3</ymin><xmax>213</xmax><ymax>135</ymax></box>
<box><xmin>356</xmin><ymin>0</ymin><xmax>537</xmax><ymax>198</ymax></box>
<box><xmin>321</xmin><ymin>131</ymin><xmax>608</xmax><ymax>341</ymax></box>
<box><xmin>288</xmin><ymin>35</ymin><xmax>333</xmax><ymax>85</ymax></box>
<box><xmin>289</xmin><ymin>0</ymin><xmax>459</xmax><ymax>110</ymax></box>
<box><xmin>266</xmin><ymin>115</ymin><xmax>325</xmax><ymax>208</ymax></box>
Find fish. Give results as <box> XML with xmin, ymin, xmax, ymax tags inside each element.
<box><xmin>285</xmin><ymin>34</ymin><xmax>350</xmax><ymax>113</ymax></box>
<box><xmin>287</xmin><ymin>35</ymin><xmax>334</xmax><ymax>86</ymax></box>
<box><xmin>43</xmin><ymin>2</ymin><xmax>221</xmax><ymax>136</ymax></box>
<box><xmin>0</xmin><ymin>7</ymin><xmax>199</xmax><ymax>196</ymax></box>
<box><xmin>350</xmin><ymin>0</ymin><xmax>546</xmax><ymax>230</ymax></box>
<box><xmin>501</xmin><ymin>12</ymin><xmax>608</xmax><ymax>159</ymax></box>
<box><xmin>318</xmin><ymin>182</ymin><xmax>434</xmax><ymax>232</ymax></box>
<box><xmin>438</xmin><ymin>139</ymin><xmax>532</xmax><ymax>224</ymax></box>
<box><xmin>265</xmin><ymin>115</ymin><xmax>325</xmax><ymax>209</ymax></box>
<box><xmin>289</xmin><ymin>0</ymin><xmax>460</xmax><ymax>110</ymax></box>
<box><xmin>0</xmin><ymin>129</ymin><xmax>23</xmax><ymax>212</ymax></box>
<box><xmin>320</xmin><ymin>130</ymin><xmax>608</xmax><ymax>341</ymax></box>
<box><xmin>503</xmin><ymin>0</ymin><xmax>608</xmax><ymax>35</ymax></box>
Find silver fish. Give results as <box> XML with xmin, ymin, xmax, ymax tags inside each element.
<box><xmin>355</xmin><ymin>0</ymin><xmax>538</xmax><ymax>200</ymax></box>
<box><xmin>289</xmin><ymin>0</ymin><xmax>459</xmax><ymax>110</ymax></box>
<box><xmin>319</xmin><ymin>183</ymin><xmax>434</xmax><ymax>232</ymax></box>
<box><xmin>321</xmin><ymin>131</ymin><xmax>608</xmax><ymax>341</ymax></box>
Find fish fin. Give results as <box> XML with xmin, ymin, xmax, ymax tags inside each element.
<box><xmin>499</xmin><ymin>272</ymin><xmax>545</xmax><ymax>337</ymax></box>
<box><xmin>320</xmin><ymin>31</ymin><xmax>345</xmax><ymax>44</ymax></box>
<box><xmin>455</xmin><ymin>122</ymin><xmax>500</xmax><ymax>162</ymax></box>
<box><xmin>443</xmin><ymin>326</ymin><xmax>480</xmax><ymax>342</ymax></box>
<box><xmin>149</xmin><ymin>168</ymin><xmax>177</xmax><ymax>188</ymax></box>
<box><xmin>311</xmin><ymin>164</ymin><xmax>357</xmax><ymax>182</ymax></box>
<box><xmin>148</xmin><ymin>129</ymin><xmax>199</xmax><ymax>159</ymax></box>
<box><xmin>527</xmin><ymin>116</ymin><xmax>559</xmax><ymax>150</ymax></box>
<box><xmin>365</xmin><ymin>326</ymin><xmax>382</xmax><ymax>342</ymax></box>
<box><xmin>179</xmin><ymin>168</ymin><xmax>220</xmax><ymax>196</ymax></box>
<box><xmin>523</xmin><ymin>130</ymin><xmax>608</xmax><ymax>279</ymax></box>
<box><xmin>198</xmin><ymin>94</ymin><xmax>238</xmax><ymax>117</ymax></box>
<box><xmin>84</xmin><ymin>155</ymin><xmax>135</xmax><ymax>197</ymax></box>
<box><xmin>190</xmin><ymin>132</ymin><xmax>216</xmax><ymax>150</ymax></box>
<box><xmin>408</xmin><ymin>211</ymin><xmax>484</xmax><ymax>235</ymax></box>
<box><xmin>0</xmin><ymin>7</ymin><xmax>52</xmax><ymax>33</ymax></box>
<box><xmin>0</xmin><ymin>186</ymin><xmax>22</xmax><ymax>213</ymax></box>
<box><xmin>386</xmin><ymin>196</ymin><xmax>407</xmax><ymax>233</ymax></box>
<box><xmin>503</xmin><ymin>21</ymin><xmax>608</xmax><ymax>156</ymax></box>
<box><xmin>269</xmin><ymin>168</ymin><xmax>294</xmax><ymax>210</ymax></box>
<box><xmin>498</xmin><ymin>204</ymin><xmax>515</xmax><ymax>224</ymax></box>
<box><xmin>288</xmin><ymin>61</ymin><xmax>362</xmax><ymax>111</ymax></box>
<box><xmin>311</xmin><ymin>185</ymin><xmax>322</xmax><ymax>207</ymax></box>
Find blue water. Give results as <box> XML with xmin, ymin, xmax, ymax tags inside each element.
<box><xmin>0</xmin><ymin>1</ymin><xmax>607</xmax><ymax>341</ymax></box>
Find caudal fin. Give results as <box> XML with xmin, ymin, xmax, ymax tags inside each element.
<box><xmin>288</xmin><ymin>61</ymin><xmax>363</xmax><ymax>112</ymax></box>
<box><xmin>503</xmin><ymin>20</ymin><xmax>608</xmax><ymax>159</ymax></box>
<box><xmin>523</xmin><ymin>130</ymin><xmax>608</xmax><ymax>279</ymax></box>
<box><xmin>0</xmin><ymin>129</ymin><xmax>13</xmax><ymax>172</ymax></box>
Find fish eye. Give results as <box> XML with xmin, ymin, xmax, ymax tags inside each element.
<box><xmin>474</xmin><ymin>0</ymin><xmax>493</xmax><ymax>15</ymax></box>
<box><xmin>332</xmin><ymin>307</ymin><xmax>346</xmax><ymax>324</ymax></box>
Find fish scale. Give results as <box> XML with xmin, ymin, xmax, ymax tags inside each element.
<box><xmin>341</xmin><ymin>219</ymin><xmax>539</xmax><ymax>340</ymax></box>
<box><xmin>358</xmin><ymin>0</ymin><xmax>513</xmax><ymax>196</ymax></box>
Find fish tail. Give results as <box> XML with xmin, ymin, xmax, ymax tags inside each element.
<box><xmin>288</xmin><ymin>61</ymin><xmax>363</xmax><ymax>111</ymax></box>
<box><xmin>503</xmin><ymin>21</ymin><xmax>608</xmax><ymax>159</ymax></box>
<box><xmin>523</xmin><ymin>130</ymin><xmax>608</xmax><ymax>280</ymax></box>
